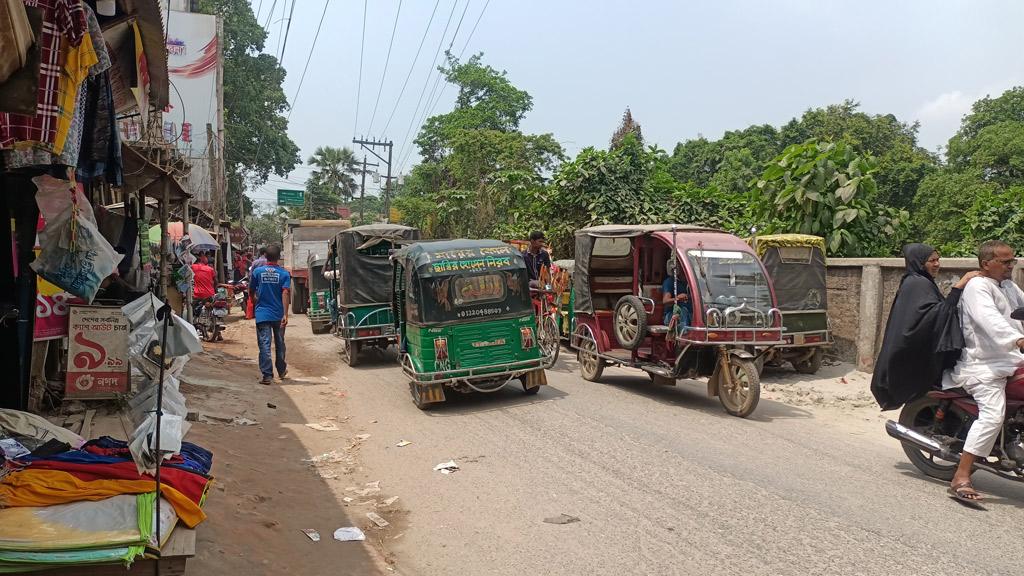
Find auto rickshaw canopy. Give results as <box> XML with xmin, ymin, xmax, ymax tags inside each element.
<box><xmin>333</xmin><ymin>223</ymin><xmax>420</xmax><ymax>306</ymax></box>
<box><xmin>747</xmin><ymin>234</ymin><xmax>827</xmax><ymax>312</ymax></box>
<box><xmin>748</xmin><ymin>234</ymin><xmax>826</xmax><ymax>259</ymax></box>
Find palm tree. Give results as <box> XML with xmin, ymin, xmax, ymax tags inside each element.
<box><xmin>303</xmin><ymin>146</ymin><xmax>360</xmax><ymax>218</ymax></box>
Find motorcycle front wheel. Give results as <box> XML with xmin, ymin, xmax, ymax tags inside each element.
<box><xmin>898</xmin><ymin>395</ymin><xmax>966</xmax><ymax>481</ymax></box>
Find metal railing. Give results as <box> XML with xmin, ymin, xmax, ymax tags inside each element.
<box><xmin>338</xmin><ymin>306</ymin><xmax>396</xmax><ymax>341</ymax></box>
<box><xmin>402</xmin><ymin>354</ymin><xmax>544</xmax><ymax>385</ymax></box>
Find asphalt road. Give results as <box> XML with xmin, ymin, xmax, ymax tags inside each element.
<box><xmin>275</xmin><ymin>316</ymin><xmax>1024</xmax><ymax>576</ymax></box>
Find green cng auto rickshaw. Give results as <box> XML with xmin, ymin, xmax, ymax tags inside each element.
<box><xmin>329</xmin><ymin>224</ymin><xmax>421</xmax><ymax>366</ymax></box>
<box><xmin>307</xmin><ymin>254</ymin><xmax>332</xmax><ymax>334</ymax></box>
<box><xmin>392</xmin><ymin>239</ymin><xmax>547</xmax><ymax>409</ymax></box>
<box><xmin>748</xmin><ymin>234</ymin><xmax>832</xmax><ymax>374</ymax></box>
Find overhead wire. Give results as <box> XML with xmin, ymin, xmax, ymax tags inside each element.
<box><xmin>376</xmin><ymin>0</ymin><xmax>440</xmax><ymax>134</ymax></box>
<box><xmin>276</xmin><ymin>0</ymin><xmax>288</xmax><ymax>61</ymax></box>
<box><xmin>353</xmin><ymin>0</ymin><xmax>367</xmax><ymax>137</ymax></box>
<box><xmin>365</xmin><ymin>0</ymin><xmax>404</xmax><ymax>136</ymax></box>
<box><xmin>279</xmin><ymin>0</ymin><xmax>298</xmax><ymax>65</ymax></box>
<box><xmin>262</xmin><ymin>0</ymin><xmax>279</xmax><ymax>30</ymax></box>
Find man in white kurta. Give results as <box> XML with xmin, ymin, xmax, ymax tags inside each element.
<box><xmin>944</xmin><ymin>241</ymin><xmax>1024</xmax><ymax>501</ymax></box>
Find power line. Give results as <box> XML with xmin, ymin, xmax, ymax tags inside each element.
<box><xmin>279</xmin><ymin>0</ymin><xmax>298</xmax><ymax>65</ymax></box>
<box><xmin>287</xmin><ymin>0</ymin><xmax>331</xmax><ymax>119</ymax></box>
<box><xmin>365</xmin><ymin>0</ymin><xmax>403</xmax><ymax>136</ymax></box>
<box><xmin>370</xmin><ymin>0</ymin><xmax>441</xmax><ymax>136</ymax></box>
<box><xmin>458</xmin><ymin>0</ymin><xmax>490</xmax><ymax>58</ymax></box>
<box><xmin>275</xmin><ymin>0</ymin><xmax>287</xmax><ymax>58</ymax></box>
<box><xmin>353</xmin><ymin>0</ymin><xmax>367</xmax><ymax>137</ymax></box>
<box><xmin>262</xmin><ymin>0</ymin><xmax>279</xmax><ymax>30</ymax></box>
<box><xmin>448</xmin><ymin>0</ymin><xmax>472</xmax><ymax>51</ymax></box>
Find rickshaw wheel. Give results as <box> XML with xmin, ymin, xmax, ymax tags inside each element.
<box><xmin>343</xmin><ymin>339</ymin><xmax>361</xmax><ymax>367</ymax></box>
<box><xmin>794</xmin><ymin>348</ymin><xmax>823</xmax><ymax>375</ymax></box>
<box><xmin>718</xmin><ymin>357</ymin><xmax>760</xmax><ymax>418</ymax></box>
<box><xmin>522</xmin><ymin>381</ymin><xmax>541</xmax><ymax>395</ymax></box>
<box><xmin>575</xmin><ymin>325</ymin><xmax>604</xmax><ymax>382</ymax></box>
<box><xmin>613</xmin><ymin>296</ymin><xmax>648</xmax><ymax>349</ymax></box>
<box><xmin>540</xmin><ymin>316</ymin><xmax>561</xmax><ymax>369</ymax></box>
<box><xmin>409</xmin><ymin>381</ymin><xmax>432</xmax><ymax>411</ymax></box>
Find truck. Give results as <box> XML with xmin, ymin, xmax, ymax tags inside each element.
<box><xmin>282</xmin><ymin>219</ymin><xmax>351</xmax><ymax>314</ymax></box>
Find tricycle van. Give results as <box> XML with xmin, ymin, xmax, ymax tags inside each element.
<box><xmin>392</xmin><ymin>239</ymin><xmax>547</xmax><ymax>409</ymax></box>
<box><xmin>571</xmin><ymin>224</ymin><xmax>784</xmax><ymax>418</ymax></box>
<box><xmin>328</xmin><ymin>224</ymin><xmax>420</xmax><ymax>366</ymax></box>
<box><xmin>747</xmin><ymin>234</ymin><xmax>832</xmax><ymax>374</ymax></box>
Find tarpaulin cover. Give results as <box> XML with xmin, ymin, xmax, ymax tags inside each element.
<box><xmin>758</xmin><ymin>243</ymin><xmax>827</xmax><ymax>312</ymax></box>
<box><xmin>334</xmin><ymin>224</ymin><xmax>420</xmax><ymax>306</ymax></box>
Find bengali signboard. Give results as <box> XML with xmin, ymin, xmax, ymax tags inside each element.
<box><xmin>65</xmin><ymin>306</ymin><xmax>130</xmax><ymax>399</ymax></box>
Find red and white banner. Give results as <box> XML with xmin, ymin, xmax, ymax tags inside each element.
<box><xmin>65</xmin><ymin>306</ymin><xmax>130</xmax><ymax>398</ymax></box>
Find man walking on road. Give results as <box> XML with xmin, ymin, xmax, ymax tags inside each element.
<box><xmin>251</xmin><ymin>244</ymin><xmax>291</xmax><ymax>385</ymax></box>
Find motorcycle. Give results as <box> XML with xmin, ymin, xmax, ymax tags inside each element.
<box><xmin>193</xmin><ymin>290</ymin><xmax>229</xmax><ymax>342</ymax></box>
<box><xmin>886</xmin><ymin>307</ymin><xmax>1024</xmax><ymax>486</ymax></box>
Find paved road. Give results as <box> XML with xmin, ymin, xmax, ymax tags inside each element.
<box><xmin>281</xmin><ymin>317</ymin><xmax>1024</xmax><ymax>576</ymax></box>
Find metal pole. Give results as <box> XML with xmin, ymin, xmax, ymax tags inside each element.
<box><xmin>160</xmin><ymin>181</ymin><xmax>170</xmax><ymax>299</ymax></box>
<box><xmin>360</xmin><ymin>156</ymin><xmax>367</xmax><ymax>223</ymax></box>
<box><xmin>183</xmin><ymin>199</ymin><xmax>191</xmax><ymax>323</ymax></box>
<box><xmin>385</xmin><ymin>143</ymin><xmax>393</xmax><ymax>223</ymax></box>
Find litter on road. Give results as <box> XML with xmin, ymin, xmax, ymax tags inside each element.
<box><xmin>366</xmin><ymin>512</ymin><xmax>390</xmax><ymax>528</ymax></box>
<box><xmin>333</xmin><ymin>527</ymin><xmax>366</xmax><ymax>542</ymax></box>
<box><xmin>301</xmin><ymin>529</ymin><xmax>321</xmax><ymax>542</ymax></box>
<box><xmin>381</xmin><ymin>496</ymin><xmax>400</xmax><ymax>506</ymax></box>
<box><xmin>306</xmin><ymin>422</ymin><xmax>341</xmax><ymax>432</ymax></box>
<box><xmin>267</xmin><ymin>403</ymin><xmax>277</xmax><ymax>409</ymax></box>
<box><xmin>355</xmin><ymin>433</ymin><xmax>371</xmax><ymax>441</ymax></box>
<box><xmin>543</xmin><ymin>514</ymin><xmax>581</xmax><ymax>525</ymax></box>
<box><xmin>434</xmin><ymin>460</ymin><xmax>459</xmax><ymax>474</ymax></box>
<box><xmin>396</xmin><ymin>440</ymin><xmax>412</xmax><ymax>447</ymax></box>
<box><xmin>231</xmin><ymin>417</ymin><xmax>259</xmax><ymax>426</ymax></box>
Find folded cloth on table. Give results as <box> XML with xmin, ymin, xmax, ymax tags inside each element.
<box><xmin>83</xmin><ymin>436</ymin><xmax>213</xmax><ymax>476</ymax></box>
<box><xmin>0</xmin><ymin>469</ymin><xmax>206</xmax><ymax>528</ymax></box>
<box><xmin>25</xmin><ymin>460</ymin><xmax>211</xmax><ymax>506</ymax></box>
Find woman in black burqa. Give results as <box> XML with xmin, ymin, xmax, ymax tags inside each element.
<box><xmin>871</xmin><ymin>244</ymin><xmax>980</xmax><ymax>410</ymax></box>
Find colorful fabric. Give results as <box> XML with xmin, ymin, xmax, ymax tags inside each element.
<box><xmin>0</xmin><ymin>469</ymin><xmax>206</xmax><ymax>528</ymax></box>
<box><xmin>52</xmin><ymin>28</ymin><xmax>97</xmax><ymax>154</ymax></box>
<box><xmin>25</xmin><ymin>460</ymin><xmax>211</xmax><ymax>506</ymax></box>
<box><xmin>0</xmin><ymin>0</ymin><xmax>87</xmax><ymax>150</ymax></box>
<box><xmin>82</xmin><ymin>436</ymin><xmax>213</xmax><ymax>476</ymax></box>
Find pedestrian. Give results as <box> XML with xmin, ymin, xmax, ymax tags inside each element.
<box><xmin>249</xmin><ymin>247</ymin><xmax>267</xmax><ymax>278</ymax></box>
<box><xmin>191</xmin><ymin>252</ymin><xmax>217</xmax><ymax>317</ymax></box>
<box><xmin>250</xmin><ymin>244</ymin><xmax>291</xmax><ymax>384</ymax></box>
<box><xmin>871</xmin><ymin>244</ymin><xmax>980</xmax><ymax>410</ymax></box>
<box><xmin>943</xmin><ymin>240</ymin><xmax>1024</xmax><ymax>503</ymax></box>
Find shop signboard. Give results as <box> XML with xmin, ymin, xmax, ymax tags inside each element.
<box><xmin>65</xmin><ymin>306</ymin><xmax>130</xmax><ymax>398</ymax></box>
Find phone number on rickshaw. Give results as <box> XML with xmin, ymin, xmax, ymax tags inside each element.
<box><xmin>457</xmin><ymin>307</ymin><xmax>502</xmax><ymax>319</ymax></box>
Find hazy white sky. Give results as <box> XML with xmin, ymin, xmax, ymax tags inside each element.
<box><xmin>247</xmin><ymin>0</ymin><xmax>1024</xmax><ymax>207</ymax></box>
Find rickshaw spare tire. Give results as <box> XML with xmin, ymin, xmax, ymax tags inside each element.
<box><xmin>613</xmin><ymin>296</ymin><xmax>648</xmax><ymax>350</ymax></box>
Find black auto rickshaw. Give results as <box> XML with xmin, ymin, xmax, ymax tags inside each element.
<box><xmin>328</xmin><ymin>224</ymin><xmax>421</xmax><ymax>366</ymax></box>
<box><xmin>748</xmin><ymin>234</ymin><xmax>832</xmax><ymax>374</ymax></box>
<box><xmin>392</xmin><ymin>239</ymin><xmax>547</xmax><ymax>409</ymax></box>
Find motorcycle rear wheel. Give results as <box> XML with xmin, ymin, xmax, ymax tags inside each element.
<box><xmin>898</xmin><ymin>395</ymin><xmax>965</xmax><ymax>481</ymax></box>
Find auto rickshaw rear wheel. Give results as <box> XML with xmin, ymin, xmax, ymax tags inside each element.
<box><xmin>522</xmin><ymin>381</ymin><xmax>541</xmax><ymax>395</ymax></box>
<box><xmin>343</xmin><ymin>339</ymin><xmax>361</xmax><ymax>367</ymax></box>
<box><xmin>409</xmin><ymin>381</ymin><xmax>432</xmax><ymax>410</ymax></box>
<box><xmin>575</xmin><ymin>325</ymin><xmax>604</xmax><ymax>382</ymax></box>
<box><xmin>718</xmin><ymin>357</ymin><xmax>760</xmax><ymax>418</ymax></box>
<box><xmin>793</xmin><ymin>348</ymin><xmax>823</xmax><ymax>374</ymax></box>
<box><xmin>613</xmin><ymin>296</ymin><xmax>648</xmax><ymax>349</ymax></box>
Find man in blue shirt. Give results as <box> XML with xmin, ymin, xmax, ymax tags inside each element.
<box><xmin>523</xmin><ymin>230</ymin><xmax>552</xmax><ymax>285</ymax></box>
<box><xmin>251</xmin><ymin>244</ymin><xmax>291</xmax><ymax>384</ymax></box>
<box><xmin>662</xmin><ymin>257</ymin><xmax>692</xmax><ymax>329</ymax></box>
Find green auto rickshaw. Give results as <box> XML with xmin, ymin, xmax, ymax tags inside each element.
<box><xmin>748</xmin><ymin>234</ymin><xmax>832</xmax><ymax>374</ymax></box>
<box><xmin>329</xmin><ymin>224</ymin><xmax>421</xmax><ymax>366</ymax></box>
<box><xmin>307</xmin><ymin>254</ymin><xmax>332</xmax><ymax>334</ymax></box>
<box><xmin>392</xmin><ymin>239</ymin><xmax>548</xmax><ymax>409</ymax></box>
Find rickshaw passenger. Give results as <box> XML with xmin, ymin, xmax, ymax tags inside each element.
<box><xmin>662</xmin><ymin>258</ymin><xmax>692</xmax><ymax>328</ymax></box>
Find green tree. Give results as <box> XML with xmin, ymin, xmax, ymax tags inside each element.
<box><xmin>197</xmin><ymin>0</ymin><xmax>300</xmax><ymax>219</ymax></box>
<box><xmin>246</xmin><ymin>210</ymin><xmax>285</xmax><ymax>247</ymax></box>
<box><xmin>395</xmin><ymin>53</ymin><xmax>563</xmax><ymax>238</ymax></box>
<box><xmin>295</xmin><ymin>146</ymin><xmax>358</xmax><ymax>219</ymax></box>
<box><xmin>751</xmin><ymin>139</ymin><xmax>909</xmax><ymax>256</ymax></box>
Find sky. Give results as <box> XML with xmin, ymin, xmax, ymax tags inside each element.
<box><xmin>246</xmin><ymin>0</ymin><xmax>1024</xmax><ymax>208</ymax></box>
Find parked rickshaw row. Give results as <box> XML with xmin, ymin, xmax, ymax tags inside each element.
<box><xmin>308</xmin><ymin>223</ymin><xmax>833</xmax><ymax>418</ymax></box>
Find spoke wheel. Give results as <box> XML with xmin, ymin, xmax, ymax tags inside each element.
<box><xmin>540</xmin><ymin>315</ymin><xmax>560</xmax><ymax>369</ymax></box>
<box><xmin>342</xmin><ymin>339</ymin><xmax>361</xmax><ymax>367</ymax></box>
<box><xmin>718</xmin><ymin>357</ymin><xmax>760</xmax><ymax>418</ymax></box>
<box><xmin>575</xmin><ymin>325</ymin><xmax>604</xmax><ymax>382</ymax></box>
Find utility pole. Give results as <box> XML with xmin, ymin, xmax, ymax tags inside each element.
<box><xmin>352</xmin><ymin>137</ymin><xmax>393</xmax><ymax>222</ymax></box>
<box><xmin>357</xmin><ymin>155</ymin><xmax>379</xmax><ymax>224</ymax></box>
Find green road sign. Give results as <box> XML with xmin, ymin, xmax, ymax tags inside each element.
<box><xmin>277</xmin><ymin>189</ymin><xmax>304</xmax><ymax>206</ymax></box>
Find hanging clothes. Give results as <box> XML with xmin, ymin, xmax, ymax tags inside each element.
<box><xmin>0</xmin><ymin>0</ymin><xmax>35</xmax><ymax>83</ymax></box>
<box><xmin>0</xmin><ymin>0</ymin><xmax>87</xmax><ymax>150</ymax></box>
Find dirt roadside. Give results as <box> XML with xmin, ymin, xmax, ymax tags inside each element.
<box><xmin>183</xmin><ymin>313</ymin><xmax>400</xmax><ymax>575</ymax></box>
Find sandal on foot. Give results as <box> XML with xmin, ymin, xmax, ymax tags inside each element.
<box><xmin>948</xmin><ymin>481</ymin><xmax>985</xmax><ymax>509</ymax></box>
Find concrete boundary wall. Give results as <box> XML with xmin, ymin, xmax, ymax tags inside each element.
<box><xmin>824</xmin><ymin>258</ymin><xmax>1024</xmax><ymax>373</ymax></box>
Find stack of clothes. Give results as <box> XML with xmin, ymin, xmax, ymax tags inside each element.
<box><xmin>0</xmin><ymin>410</ymin><xmax>213</xmax><ymax>573</ymax></box>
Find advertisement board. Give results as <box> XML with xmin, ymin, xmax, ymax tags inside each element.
<box><xmin>65</xmin><ymin>306</ymin><xmax>130</xmax><ymax>399</ymax></box>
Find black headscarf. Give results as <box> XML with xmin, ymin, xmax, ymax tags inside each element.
<box><xmin>870</xmin><ymin>243</ymin><xmax>965</xmax><ymax>410</ymax></box>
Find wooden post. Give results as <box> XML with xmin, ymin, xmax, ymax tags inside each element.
<box><xmin>160</xmin><ymin>179</ymin><xmax>170</xmax><ymax>299</ymax></box>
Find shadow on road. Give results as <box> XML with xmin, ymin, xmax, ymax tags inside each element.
<box><xmin>893</xmin><ymin>461</ymin><xmax>1024</xmax><ymax>510</ymax></box>
<box><xmin>418</xmin><ymin>383</ymin><xmax>570</xmax><ymax>416</ymax></box>
<box><xmin>595</xmin><ymin>373</ymin><xmax>814</xmax><ymax>422</ymax></box>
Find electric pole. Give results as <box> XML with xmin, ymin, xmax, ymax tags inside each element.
<box><xmin>357</xmin><ymin>155</ymin><xmax>379</xmax><ymax>224</ymax></box>
<box><xmin>352</xmin><ymin>137</ymin><xmax>394</xmax><ymax>222</ymax></box>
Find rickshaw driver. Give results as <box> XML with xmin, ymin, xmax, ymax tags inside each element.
<box><xmin>662</xmin><ymin>257</ymin><xmax>692</xmax><ymax>329</ymax></box>
<box><xmin>523</xmin><ymin>230</ymin><xmax>552</xmax><ymax>287</ymax></box>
